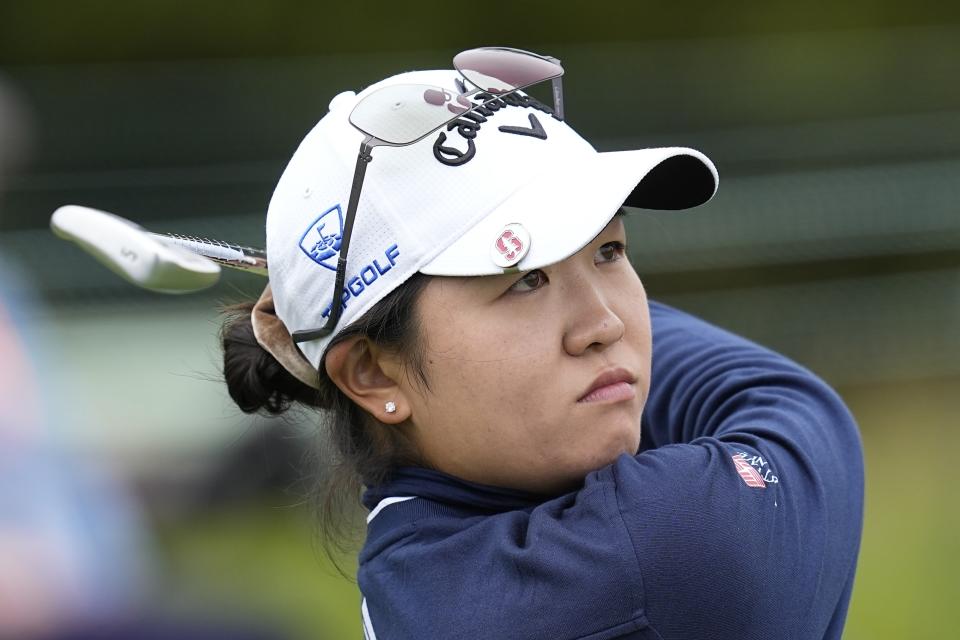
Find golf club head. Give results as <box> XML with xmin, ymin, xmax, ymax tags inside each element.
<box><xmin>50</xmin><ymin>205</ymin><xmax>221</xmax><ymax>294</ymax></box>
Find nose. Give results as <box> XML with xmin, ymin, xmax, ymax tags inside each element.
<box><xmin>562</xmin><ymin>281</ymin><xmax>625</xmax><ymax>356</ymax></box>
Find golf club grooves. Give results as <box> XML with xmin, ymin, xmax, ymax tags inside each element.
<box><xmin>152</xmin><ymin>232</ymin><xmax>268</xmax><ymax>276</ymax></box>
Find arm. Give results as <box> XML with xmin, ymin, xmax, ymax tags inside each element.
<box><xmin>612</xmin><ymin>300</ymin><xmax>864</xmax><ymax>639</ymax></box>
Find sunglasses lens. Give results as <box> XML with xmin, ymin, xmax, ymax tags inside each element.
<box><xmin>350</xmin><ymin>49</ymin><xmax>563</xmax><ymax>145</ymax></box>
<box><xmin>454</xmin><ymin>48</ymin><xmax>562</xmax><ymax>94</ymax></box>
<box><xmin>350</xmin><ymin>83</ymin><xmax>472</xmax><ymax>145</ymax></box>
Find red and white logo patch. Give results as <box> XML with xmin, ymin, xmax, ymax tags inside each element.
<box><xmin>732</xmin><ymin>454</ymin><xmax>766</xmax><ymax>488</ymax></box>
<box><xmin>490</xmin><ymin>223</ymin><xmax>531</xmax><ymax>268</ymax></box>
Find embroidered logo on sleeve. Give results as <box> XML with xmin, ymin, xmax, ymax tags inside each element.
<box><xmin>732</xmin><ymin>455</ymin><xmax>765</xmax><ymax>488</ymax></box>
<box><xmin>731</xmin><ymin>451</ymin><xmax>780</xmax><ymax>489</ymax></box>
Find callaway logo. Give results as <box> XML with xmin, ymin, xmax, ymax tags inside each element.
<box><xmin>433</xmin><ymin>91</ymin><xmax>554</xmax><ymax>167</ymax></box>
<box><xmin>299</xmin><ymin>204</ymin><xmax>343</xmax><ymax>270</ymax></box>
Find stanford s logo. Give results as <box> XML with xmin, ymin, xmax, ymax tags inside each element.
<box><xmin>299</xmin><ymin>204</ymin><xmax>343</xmax><ymax>271</ymax></box>
<box><xmin>490</xmin><ymin>223</ymin><xmax>531</xmax><ymax>268</ymax></box>
<box><xmin>496</xmin><ymin>230</ymin><xmax>524</xmax><ymax>262</ymax></box>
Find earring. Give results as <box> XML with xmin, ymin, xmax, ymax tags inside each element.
<box><xmin>385</xmin><ymin>401</ymin><xmax>397</xmax><ymax>414</ymax></box>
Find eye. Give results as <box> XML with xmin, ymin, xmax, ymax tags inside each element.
<box><xmin>508</xmin><ymin>269</ymin><xmax>548</xmax><ymax>293</ymax></box>
<box><xmin>596</xmin><ymin>240</ymin><xmax>627</xmax><ymax>264</ymax></box>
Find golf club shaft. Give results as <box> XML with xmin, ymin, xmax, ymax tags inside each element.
<box><xmin>150</xmin><ymin>232</ymin><xmax>268</xmax><ymax>276</ymax></box>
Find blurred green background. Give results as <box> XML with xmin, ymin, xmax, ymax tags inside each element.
<box><xmin>0</xmin><ymin>1</ymin><xmax>958</xmax><ymax>638</ymax></box>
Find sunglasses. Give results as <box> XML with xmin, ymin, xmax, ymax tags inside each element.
<box><xmin>291</xmin><ymin>47</ymin><xmax>565</xmax><ymax>344</ymax></box>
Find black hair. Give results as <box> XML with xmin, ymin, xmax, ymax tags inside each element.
<box><xmin>220</xmin><ymin>272</ymin><xmax>433</xmax><ymax>570</ymax></box>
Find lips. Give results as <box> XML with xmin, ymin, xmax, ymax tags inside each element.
<box><xmin>577</xmin><ymin>367</ymin><xmax>637</xmax><ymax>402</ymax></box>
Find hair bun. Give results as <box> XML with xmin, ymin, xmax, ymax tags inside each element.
<box><xmin>221</xmin><ymin>302</ymin><xmax>321</xmax><ymax>414</ymax></box>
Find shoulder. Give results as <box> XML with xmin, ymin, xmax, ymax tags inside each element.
<box><xmin>358</xmin><ymin>480</ymin><xmax>655</xmax><ymax>640</ymax></box>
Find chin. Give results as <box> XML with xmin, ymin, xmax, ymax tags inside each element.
<box><xmin>539</xmin><ymin>422</ymin><xmax>641</xmax><ymax>493</ymax></box>
<box><xmin>590</xmin><ymin>425</ymin><xmax>641</xmax><ymax>468</ymax></box>
<box><xmin>551</xmin><ymin>449</ymin><xmax>631</xmax><ymax>494</ymax></box>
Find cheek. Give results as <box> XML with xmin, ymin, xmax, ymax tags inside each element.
<box><xmin>620</xmin><ymin>275</ymin><xmax>652</xmax><ymax>371</ymax></box>
<box><xmin>414</xmin><ymin>313</ymin><xmax>563</xmax><ymax>469</ymax></box>
<box><xmin>419</xmin><ymin>284</ymin><xmax>560</xmax><ymax>400</ymax></box>
<box><xmin>423</xmin><ymin>324</ymin><xmax>556</xmax><ymax>426</ymax></box>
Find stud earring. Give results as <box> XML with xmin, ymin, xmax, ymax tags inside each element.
<box><xmin>385</xmin><ymin>401</ymin><xmax>397</xmax><ymax>414</ymax></box>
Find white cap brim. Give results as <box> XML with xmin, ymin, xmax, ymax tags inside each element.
<box><xmin>420</xmin><ymin>146</ymin><xmax>718</xmax><ymax>276</ymax></box>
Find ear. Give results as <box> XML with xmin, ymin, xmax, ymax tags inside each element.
<box><xmin>324</xmin><ymin>336</ymin><xmax>411</xmax><ymax>424</ymax></box>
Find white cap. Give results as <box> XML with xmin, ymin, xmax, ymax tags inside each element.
<box><xmin>266</xmin><ymin>69</ymin><xmax>718</xmax><ymax>370</ymax></box>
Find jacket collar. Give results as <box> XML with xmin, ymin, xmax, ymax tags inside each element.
<box><xmin>362</xmin><ymin>465</ymin><xmax>556</xmax><ymax>514</ymax></box>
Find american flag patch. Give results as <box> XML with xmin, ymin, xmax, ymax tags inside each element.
<box><xmin>732</xmin><ymin>455</ymin><xmax>766</xmax><ymax>488</ymax></box>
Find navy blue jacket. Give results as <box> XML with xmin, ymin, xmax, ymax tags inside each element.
<box><xmin>358</xmin><ymin>301</ymin><xmax>864</xmax><ymax>639</ymax></box>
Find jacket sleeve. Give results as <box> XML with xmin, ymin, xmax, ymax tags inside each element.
<box><xmin>610</xmin><ymin>300</ymin><xmax>864</xmax><ymax>639</ymax></box>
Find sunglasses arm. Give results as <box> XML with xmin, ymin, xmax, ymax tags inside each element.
<box><xmin>541</xmin><ymin>55</ymin><xmax>564</xmax><ymax>121</ymax></box>
<box><xmin>550</xmin><ymin>77</ymin><xmax>565</xmax><ymax>121</ymax></box>
<box><xmin>291</xmin><ymin>137</ymin><xmax>375</xmax><ymax>344</ymax></box>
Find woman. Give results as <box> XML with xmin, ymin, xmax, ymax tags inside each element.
<box><xmin>222</xmin><ymin>49</ymin><xmax>863</xmax><ymax>639</ymax></box>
